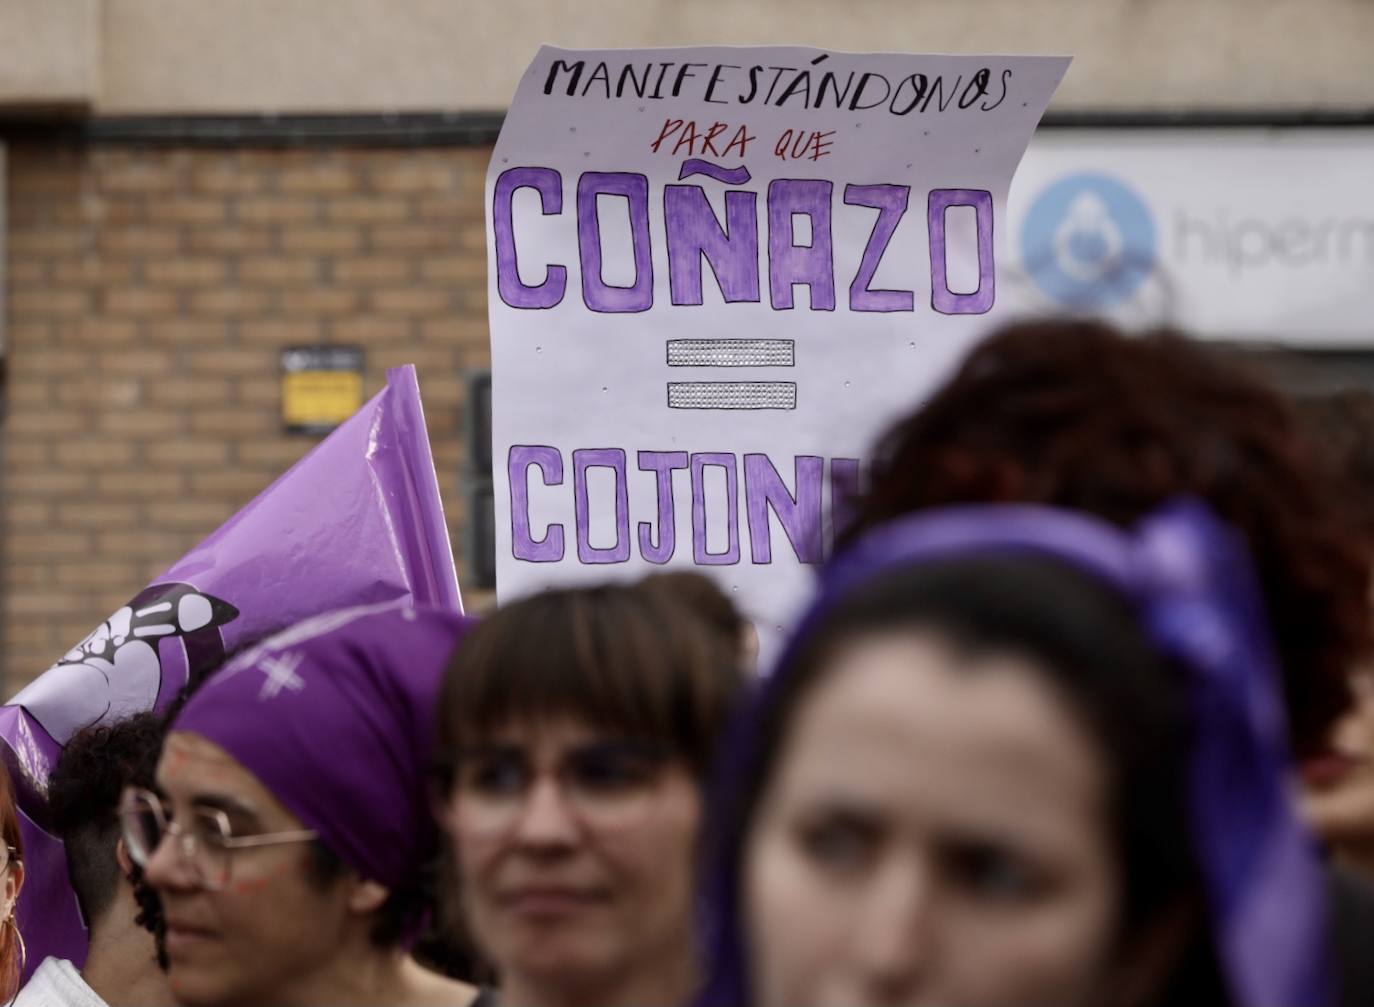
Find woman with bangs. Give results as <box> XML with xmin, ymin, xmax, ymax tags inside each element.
<box><xmin>433</xmin><ymin>577</ymin><xmax>746</xmax><ymax>1007</ymax></box>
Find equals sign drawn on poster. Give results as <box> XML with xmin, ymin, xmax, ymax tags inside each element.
<box><xmin>665</xmin><ymin>338</ymin><xmax>797</xmax><ymax>409</ymax></box>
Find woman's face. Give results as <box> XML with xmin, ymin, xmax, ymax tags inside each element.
<box><xmin>443</xmin><ymin>717</ymin><xmax>701</xmax><ymax>990</ymax></box>
<box><xmin>143</xmin><ymin>732</ymin><xmax>359</xmax><ymax>1007</ymax></box>
<box><xmin>745</xmin><ymin>631</ymin><xmax>1121</xmax><ymax>1007</ymax></box>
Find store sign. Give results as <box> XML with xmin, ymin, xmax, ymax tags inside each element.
<box><xmin>1008</xmin><ymin>129</ymin><xmax>1374</xmax><ymax>343</ymax></box>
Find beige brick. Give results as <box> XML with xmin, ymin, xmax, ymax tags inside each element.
<box><xmin>146</xmin><ymin>258</ymin><xmax>229</xmax><ymax>286</ymax></box>
<box><xmin>3</xmin><ymin>501</ymin><xmax>51</xmax><ymax>529</ymax></box>
<box><xmin>415</xmin><ymin>195</ymin><xmax>484</xmax><ymax>223</ymax></box>
<box><xmin>186</xmin><ymin>227</ymin><xmax>273</xmax><ymax>254</ymax></box>
<box><xmin>238</xmin><ymin>257</ymin><xmax>320</xmax><ymax>284</ymax></box>
<box><xmin>235</xmin><ymin>377</ymin><xmax>283</xmax><ymax>407</ymax></box>
<box><xmin>190</xmin><ymin>408</ymin><xmax>276</xmax><ymax>436</ymax></box>
<box><xmin>3</xmin><ymin>382</ymin><xmax>53</xmax><ymax>409</ymax></box>
<box><xmin>332</xmin><ymin>258</ymin><xmax>412</xmax><ymax>285</ymax></box>
<box><xmin>55</xmin><ymin>377</ymin><xmax>143</xmax><ymax>410</ymax></box>
<box><xmin>279</xmin><ymin>164</ymin><xmax>360</xmax><ymax>194</ymax></box>
<box><xmin>96</xmin><ymin>529</ymin><xmax>190</xmax><ymax>559</ymax></box>
<box><xmin>0</xmin><ymin>620</ymin><xmax>60</xmax><ymax>650</ymax></box>
<box><xmin>6</xmin><ymin>590</ymin><xmax>87</xmax><ymax>617</ymax></box>
<box><xmin>281</xmin><ymin>226</ymin><xmax>363</xmax><ymax>254</ymax></box>
<box><xmin>54</xmin><ymin>561</ymin><xmax>144</xmax><ymax>589</ymax></box>
<box><xmin>104</xmin><ymin>287</ymin><xmax>180</xmax><ymax>316</ymax></box>
<box><xmin>369</xmin><ymin>287</ymin><xmax>455</xmax><ymax>315</ymax></box>
<box><xmin>239</xmin><ymin>319</ymin><xmax>323</xmax><ymax>345</ymax></box>
<box><xmin>145</xmin><ymin>439</ymin><xmax>232</xmax><ymax>467</ymax></box>
<box><xmin>191</xmin><ymin>468</ymin><xmax>283</xmax><ymax>497</ymax></box>
<box><xmin>419</xmin><ymin>255</ymin><xmax>486</xmax><ymax>285</ymax></box>
<box><xmin>238</xmin><ymin>440</ymin><xmax>313</xmax><ymax>467</ymax></box>
<box><xmin>2</xmin><ymin>409</ymin><xmax>91</xmax><ymax>436</ymax></box>
<box><xmin>146</xmin><ymin>197</ymin><xmax>227</xmax><ymax>225</ymax></box>
<box><xmin>147</xmin><ymin>377</ymin><xmax>234</xmax><ymax>407</ymax></box>
<box><xmin>9</xmin><ymin>288</ymin><xmax>91</xmax><ymax>317</ymax></box>
<box><xmin>8</xmin><ymin>229</ymin><xmax>89</xmax><ymax>256</ymax></box>
<box><xmin>6</xmin><ymin>531</ymin><xmax>95</xmax><ymax>559</ymax></box>
<box><xmin>99</xmin><ymin>228</ymin><xmax>181</xmax><ymax>255</ymax></box>
<box><xmin>7</xmin><ymin>259</ymin><xmax>48</xmax><ymax>285</ymax></box>
<box><xmin>100</xmin><ymin>410</ymin><xmax>184</xmax><ymax>436</ymax></box>
<box><xmin>186</xmin><ymin>348</ymin><xmax>275</xmax><ymax>375</ymax></box>
<box><xmin>370</xmin><ymin>163</ymin><xmax>456</xmax><ymax>194</ymax></box>
<box><xmin>98</xmin><ymin>162</ymin><xmax>182</xmax><ymax>193</ymax></box>
<box><xmin>145</xmin><ymin>500</ymin><xmax>235</xmax><ymax>530</ymax></box>
<box><xmin>95</xmin><ymin>471</ymin><xmax>186</xmax><ymax>497</ymax></box>
<box><xmin>2</xmin><ymin>441</ymin><xmax>52</xmax><ymax>465</ymax></box>
<box><xmin>4</xmin><ymin>468</ymin><xmax>93</xmax><ymax>495</ymax></box>
<box><xmin>58</xmin><ymin>318</ymin><xmax>142</xmax><ymax>347</ymax></box>
<box><xmin>325</xmin><ymin>197</ymin><xmax>410</xmax><ymax>223</ymax></box>
<box><xmin>187</xmin><ymin>287</ymin><xmax>273</xmax><ymax>316</ymax></box>
<box><xmin>97</xmin><ymin>349</ymin><xmax>176</xmax><ymax>376</ymax></box>
<box><xmin>144</xmin><ymin>319</ymin><xmax>231</xmax><ymax>346</ymax></box>
<box><xmin>237</xmin><ymin>196</ymin><xmax>319</xmax><ymax>224</ymax></box>
<box><xmin>54</xmin><ymin>439</ymin><xmax>138</xmax><ymax>467</ymax></box>
<box><xmin>331</xmin><ymin>316</ymin><xmax>413</xmax><ymax>343</ymax></box>
<box><xmin>191</xmin><ymin>166</ymin><xmax>268</xmax><ymax>195</ymax></box>
<box><xmin>280</xmin><ymin>286</ymin><xmax>361</xmax><ymax>316</ymax></box>
<box><xmin>50</xmin><ymin>258</ymin><xmax>138</xmax><ymax>285</ymax></box>
<box><xmin>370</xmin><ymin>224</ymin><xmax>454</xmax><ymax>252</ymax></box>
<box><xmin>56</xmin><ymin>501</ymin><xmax>141</xmax><ymax>528</ymax></box>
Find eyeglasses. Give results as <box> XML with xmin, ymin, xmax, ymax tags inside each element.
<box><xmin>118</xmin><ymin>787</ymin><xmax>318</xmax><ymax>891</ymax></box>
<box><xmin>439</xmin><ymin>739</ymin><xmax>672</xmax><ymax>838</ymax></box>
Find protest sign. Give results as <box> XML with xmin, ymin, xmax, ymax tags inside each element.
<box><xmin>487</xmin><ymin>46</ymin><xmax>1069</xmax><ymax>645</ymax></box>
<box><xmin>4</xmin><ymin>365</ymin><xmax>461</xmax><ymax>978</ymax></box>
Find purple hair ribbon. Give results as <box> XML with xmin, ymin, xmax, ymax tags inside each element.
<box><xmin>700</xmin><ymin>498</ymin><xmax>1331</xmax><ymax>1007</ymax></box>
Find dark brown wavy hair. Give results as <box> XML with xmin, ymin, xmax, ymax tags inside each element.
<box><xmin>0</xmin><ymin>767</ymin><xmax>24</xmax><ymax>1000</ymax></box>
<box><xmin>845</xmin><ymin>317</ymin><xmax>1373</xmax><ymax>758</ymax></box>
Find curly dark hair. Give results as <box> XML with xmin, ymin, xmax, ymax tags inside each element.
<box><xmin>844</xmin><ymin>317</ymin><xmax>1373</xmax><ymax>758</ymax></box>
<box><xmin>49</xmin><ymin>712</ymin><xmax>168</xmax><ymax>966</ymax></box>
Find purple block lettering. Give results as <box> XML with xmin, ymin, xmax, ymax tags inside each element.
<box><xmin>573</xmin><ymin>448</ymin><xmax>631</xmax><ymax>564</ymax></box>
<box><xmin>509</xmin><ymin>445</ymin><xmax>565</xmax><ymax>562</ymax></box>
<box><xmin>844</xmin><ymin>184</ymin><xmax>914</xmax><ymax>312</ymax></box>
<box><xmin>745</xmin><ymin>454</ymin><xmax>823</xmax><ymax>564</ymax></box>
<box><xmin>577</xmin><ymin>172</ymin><xmax>654</xmax><ymax>313</ymax></box>
<box><xmin>767</xmin><ymin>179</ymin><xmax>835</xmax><ymax>311</ymax></box>
<box><xmin>665</xmin><ymin>185</ymin><xmax>761</xmax><ymax>305</ymax></box>
<box><xmin>493</xmin><ymin>167</ymin><xmax>567</xmax><ymax>310</ymax></box>
<box><xmin>691</xmin><ymin>453</ymin><xmax>741</xmax><ymax>565</ymax></box>
<box><xmin>830</xmin><ymin>457</ymin><xmax>861</xmax><ymax>545</ymax></box>
<box><xmin>637</xmin><ymin>451</ymin><xmax>688</xmax><ymax>563</ymax></box>
<box><xmin>927</xmin><ymin>188</ymin><xmax>995</xmax><ymax>315</ymax></box>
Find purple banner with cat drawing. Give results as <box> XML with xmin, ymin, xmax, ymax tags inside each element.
<box><xmin>488</xmin><ymin>46</ymin><xmax>1069</xmax><ymax>648</ymax></box>
<box><xmin>3</xmin><ymin>364</ymin><xmax>461</xmax><ymax>979</ymax></box>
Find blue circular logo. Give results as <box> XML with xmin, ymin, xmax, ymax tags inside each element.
<box><xmin>1020</xmin><ymin>173</ymin><xmax>1156</xmax><ymax>309</ymax></box>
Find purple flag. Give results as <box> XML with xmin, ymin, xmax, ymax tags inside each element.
<box><xmin>2</xmin><ymin>365</ymin><xmax>462</xmax><ymax>980</ymax></box>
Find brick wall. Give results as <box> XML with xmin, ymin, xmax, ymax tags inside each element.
<box><xmin>0</xmin><ymin>141</ymin><xmax>492</xmax><ymax>693</ymax></box>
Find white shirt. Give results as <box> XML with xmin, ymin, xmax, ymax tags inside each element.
<box><xmin>13</xmin><ymin>959</ymin><xmax>108</xmax><ymax>1007</ymax></box>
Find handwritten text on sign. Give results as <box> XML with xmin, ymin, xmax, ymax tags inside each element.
<box><xmin>488</xmin><ymin>47</ymin><xmax>1069</xmax><ymax>640</ymax></box>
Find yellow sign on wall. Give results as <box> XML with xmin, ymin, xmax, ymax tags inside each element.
<box><xmin>280</xmin><ymin>346</ymin><xmax>364</xmax><ymax>433</ymax></box>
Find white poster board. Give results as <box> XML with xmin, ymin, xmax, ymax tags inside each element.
<box><xmin>1006</xmin><ymin>129</ymin><xmax>1374</xmax><ymax>344</ymax></box>
<box><xmin>487</xmin><ymin>46</ymin><xmax>1069</xmax><ymax>648</ymax></box>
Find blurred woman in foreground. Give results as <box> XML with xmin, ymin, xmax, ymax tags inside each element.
<box><xmin>434</xmin><ymin>578</ymin><xmax>745</xmax><ymax>1007</ymax></box>
<box><xmin>701</xmin><ymin>500</ymin><xmax>1342</xmax><ymax>1007</ymax></box>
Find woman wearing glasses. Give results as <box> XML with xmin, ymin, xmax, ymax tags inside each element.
<box><xmin>120</xmin><ymin>605</ymin><xmax>480</xmax><ymax>1007</ymax></box>
<box><xmin>433</xmin><ymin>580</ymin><xmax>746</xmax><ymax>1007</ymax></box>
<box><xmin>0</xmin><ymin>769</ymin><xmax>25</xmax><ymax>1002</ymax></box>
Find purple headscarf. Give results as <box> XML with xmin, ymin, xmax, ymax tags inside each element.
<box><xmin>698</xmin><ymin>499</ymin><xmax>1331</xmax><ymax>1007</ymax></box>
<box><xmin>173</xmin><ymin>603</ymin><xmax>472</xmax><ymax>889</ymax></box>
